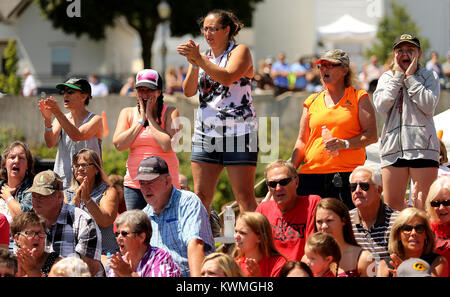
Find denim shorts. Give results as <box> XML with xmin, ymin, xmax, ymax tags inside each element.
<box><xmin>123</xmin><ymin>186</ymin><xmax>147</xmax><ymax>211</ymax></box>
<box><xmin>191</xmin><ymin>132</ymin><xmax>258</xmax><ymax>166</ymax></box>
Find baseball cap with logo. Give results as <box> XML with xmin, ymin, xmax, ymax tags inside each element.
<box><xmin>26</xmin><ymin>170</ymin><xmax>63</xmax><ymax>196</ymax></box>
<box><xmin>316</xmin><ymin>49</ymin><xmax>350</xmax><ymax>67</ymax></box>
<box><xmin>56</xmin><ymin>77</ymin><xmax>92</xmax><ymax>97</ymax></box>
<box><xmin>396</xmin><ymin>258</ymin><xmax>431</xmax><ymax>277</ymax></box>
<box><xmin>134</xmin><ymin>156</ymin><xmax>169</xmax><ymax>181</ymax></box>
<box><xmin>135</xmin><ymin>69</ymin><xmax>163</xmax><ymax>90</ymax></box>
<box><xmin>393</xmin><ymin>34</ymin><xmax>421</xmax><ymax>49</ymax></box>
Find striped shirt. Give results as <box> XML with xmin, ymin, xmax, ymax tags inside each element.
<box><xmin>143</xmin><ymin>187</ymin><xmax>215</xmax><ymax>277</ymax></box>
<box><xmin>350</xmin><ymin>202</ymin><xmax>398</xmax><ymax>263</ymax></box>
<box><xmin>111</xmin><ymin>245</ymin><xmax>181</xmax><ymax>277</ymax></box>
<box><xmin>46</xmin><ymin>203</ymin><xmax>102</xmax><ymax>262</ymax></box>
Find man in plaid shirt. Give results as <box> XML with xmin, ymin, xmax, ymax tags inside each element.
<box><xmin>26</xmin><ymin>170</ymin><xmax>103</xmax><ymax>276</ymax></box>
<box><xmin>136</xmin><ymin>156</ymin><xmax>215</xmax><ymax>277</ymax></box>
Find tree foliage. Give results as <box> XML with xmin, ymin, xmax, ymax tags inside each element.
<box><xmin>0</xmin><ymin>40</ymin><xmax>21</xmax><ymax>95</ymax></box>
<box><xmin>365</xmin><ymin>1</ymin><xmax>429</xmax><ymax>65</ymax></box>
<box><xmin>34</xmin><ymin>0</ymin><xmax>263</xmax><ymax>69</ymax></box>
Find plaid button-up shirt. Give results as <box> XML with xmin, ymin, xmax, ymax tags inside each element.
<box><xmin>46</xmin><ymin>203</ymin><xmax>102</xmax><ymax>261</ymax></box>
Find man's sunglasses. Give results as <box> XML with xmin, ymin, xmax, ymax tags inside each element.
<box><xmin>430</xmin><ymin>200</ymin><xmax>450</xmax><ymax>208</ymax></box>
<box><xmin>349</xmin><ymin>182</ymin><xmax>370</xmax><ymax>192</ymax></box>
<box><xmin>267</xmin><ymin>177</ymin><xmax>294</xmax><ymax>188</ymax></box>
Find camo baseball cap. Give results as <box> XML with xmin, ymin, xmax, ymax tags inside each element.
<box><xmin>26</xmin><ymin>170</ymin><xmax>63</xmax><ymax>196</ymax></box>
<box><xmin>316</xmin><ymin>49</ymin><xmax>350</xmax><ymax>67</ymax></box>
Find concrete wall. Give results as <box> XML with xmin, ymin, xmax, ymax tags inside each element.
<box><xmin>1</xmin><ymin>90</ymin><xmax>449</xmax><ymax>150</ymax></box>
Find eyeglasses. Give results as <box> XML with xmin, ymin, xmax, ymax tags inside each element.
<box><xmin>20</xmin><ymin>230</ymin><xmax>47</xmax><ymax>239</ymax></box>
<box><xmin>59</xmin><ymin>88</ymin><xmax>76</xmax><ymax>95</ymax></box>
<box><xmin>201</xmin><ymin>26</ymin><xmax>225</xmax><ymax>34</ymax></box>
<box><xmin>73</xmin><ymin>163</ymin><xmax>94</xmax><ymax>169</ymax></box>
<box><xmin>430</xmin><ymin>200</ymin><xmax>450</xmax><ymax>208</ymax></box>
<box><xmin>401</xmin><ymin>224</ymin><xmax>426</xmax><ymax>234</ymax></box>
<box><xmin>114</xmin><ymin>231</ymin><xmax>137</xmax><ymax>238</ymax></box>
<box><xmin>349</xmin><ymin>182</ymin><xmax>371</xmax><ymax>192</ymax></box>
<box><xmin>317</xmin><ymin>63</ymin><xmax>341</xmax><ymax>70</ymax></box>
<box><xmin>267</xmin><ymin>177</ymin><xmax>294</xmax><ymax>188</ymax></box>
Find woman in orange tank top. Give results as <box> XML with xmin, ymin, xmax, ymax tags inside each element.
<box><xmin>113</xmin><ymin>69</ymin><xmax>180</xmax><ymax>210</ymax></box>
<box><xmin>291</xmin><ymin>49</ymin><xmax>378</xmax><ymax>209</ymax></box>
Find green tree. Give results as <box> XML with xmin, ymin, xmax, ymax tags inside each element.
<box><xmin>34</xmin><ymin>0</ymin><xmax>263</xmax><ymax>69</ymax></box>
<box><xmin>0</xmin><ymin>40</ymin><xmax>21</xmax><ymax>95</ymax></box>
<box><xmin>365</xmin><ymin>1</ymin><xmax>429</xmax><ymax>65</ymax></box>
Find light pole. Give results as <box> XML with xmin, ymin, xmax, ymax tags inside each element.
<box><xmin>157</xmin><ymin>1</ymin><xmax>171</xmax><ymax>79</ymax></box>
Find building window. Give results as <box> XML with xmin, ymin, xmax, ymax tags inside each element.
<box><xmin>51</xmin><ymin>47</ymin><xmax>71</xmax><ymax>76</ymax></box>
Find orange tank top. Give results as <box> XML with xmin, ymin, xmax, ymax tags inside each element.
<box><xmin>124</xmin><ymin>105</ymin><xmax>180</xmax><ymax>189</ymax></box>
<box><xmin>299</xmin><ymin>86</ymin><xmax>367</xmax><ymax>174</ymax></box>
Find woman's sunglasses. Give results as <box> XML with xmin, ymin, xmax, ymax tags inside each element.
<box><xmin>401</xmin><ymin>224</ymin><xmax>426</xmax><ymax>234</ymax></box>
<box><xmin>349</xmin><ymin>182</ymin><xmax>370</xmax><ymax>192</ymax></box>
<box><xmin>59</xmin><ymin>88</ymin><xmax>76</xmax><ymax>95</ymax></box>
<box><xmin>114</xmin><ymin>231</ymin><xmax>136</xmax><ymax>238</ymax></box>
<box><xmin>267</xmin><ymin>177</ymin><xmax>294</xmax><ymax>188</ymax></box>
<box><xmin>430</xmin><ymin>200</ymin><xmax>450</xmax><ymax>208</ymax></box>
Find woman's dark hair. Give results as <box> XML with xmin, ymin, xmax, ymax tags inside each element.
<box><xmin>0</xmin><ymin>141</ymin><xmax>35</xmax><ymax>182</ymax></box>
<box><xmin>314</xmin><ymin>198</ymin><xmax>359</xmax><ymax>247</ymax></box>
<box><xmin>198</xmin><ymin>10</ymin><xmax>244</xmax><ymax>43</ymax></box>
<box><xmin>279</xmin><ymin>261</ymin><xmax>313</xmax><ymax>277</ymax></box>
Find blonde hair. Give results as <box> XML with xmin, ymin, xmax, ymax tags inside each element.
<box><xmin>232</xmin><ymin>212</ymin><xmax>285</xmax><ymax>260</ymax></box>
<box><xmin>425</xmin><ymin>176</ymin><xmax>450</xmax><ymax>223</ymax></box>
<box><xmin>388</xmin><ymin>208</ymin><xmax>435</xmax><ymax>259</ymax></box>
<box><xmin>49</xmin><ymin>257</ymin><xmax>90</xmax><ymax>277</ymax></box>
<box><xmin>202</xmin><ymin>252</ymin><xmax>245</xmax><ymax>277</ymax></box>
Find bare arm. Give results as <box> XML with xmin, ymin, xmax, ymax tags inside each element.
<box><xmin>80</xmin><ymin>180</ymin><xmax>118</xmax><ymax>228</ymax></box>
<box><xmin>291</xmin><ymin>106</ymin><xmax>310</xmax><ymax>169</ymax></box>
<box><xmin>187</xmin><ymin>238</ymin><xmax>205</xmax><ymax>277</ymax></box>
<box><xmin>112</xmin><ymin>107</ymin><xmax>143</xmax><ymax>151</ymax></box>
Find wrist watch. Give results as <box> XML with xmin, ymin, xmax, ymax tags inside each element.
<box><xmin>343</xmin><ymin>140</ymin><xmax>350</xmax><ymax>149</ymax></box>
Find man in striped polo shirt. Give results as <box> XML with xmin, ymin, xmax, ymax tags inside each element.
<box><xmin>349</xmin><ymin>165</ymin><xmax>399</xmax><ymax>266</ymax></box>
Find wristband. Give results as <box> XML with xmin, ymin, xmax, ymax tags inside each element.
<box><xmin>69</xmin><ymin>201</ymin><xmax>75</xmax><ymax>206</ymax></box>
<box><xmin>344</xmin><ymin>139</ymin><xmax>350</xmax><ymax>149</ymax></box>
<box><xmin>5</xmin><ymin>196</ymin><xmax>14</xmax><ymax>204</ymax></box>
<box><xmin>45</xmin><ymin>125</ymin><xmax>52</xmax><ymax>131</ymax></box>
<box><xmin>191</xmin><ymin>64</ymin><xmax>199</xmax><ymax>69</ymax></box>
<box><xmin>138</xmin><ymin>119</ymin><xmax>145</xmax><ymax>126</ymax></box>
<box><xmin>85</xmin><ymin>198</ymin><xmax>94</xmax><ymax>205</ymax></box>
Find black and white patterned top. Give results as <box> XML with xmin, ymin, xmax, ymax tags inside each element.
<box><xmin>196</xmin><ymin>43</ymin><xmax>257</xmax><ymax>138</ymax></box>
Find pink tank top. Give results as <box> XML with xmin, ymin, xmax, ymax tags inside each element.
<box><xmin>124</xmin><ymin>105</ymin><xmax>180</xmax><ymax>189</ymax></box>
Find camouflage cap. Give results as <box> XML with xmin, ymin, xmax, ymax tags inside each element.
<box><xmin>316</xmin><ymin>49</ymin><xmax>350</xmax><ymax>67</ymax></box>
<box><xmin>26</xmin><ymin>170</ymin><xmax>63</xmax><ymax>196</ymax></box>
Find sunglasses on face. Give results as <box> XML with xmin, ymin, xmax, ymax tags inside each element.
<box><xmin>59</xmin><ymin>88</ymin><xmax>76</xmax><ymax>95</ymax></box>
<box><xmin>349</xmin><ymin>182</ymin><xmax>371</xmax><ymax>192</ymax></box>
<box><xmin>430</xmin><ymin>200</ymin><xmax>450</xmax><ymax>208</ymax></box>
<box><xmin>401</xmin><ymin>224</ymin><xmax>426</xmax><ymax>234</ymax></box>
<box><xmin>114</xmin><ymin>230</ymin><xmax>136</xmax><ymax>238</ymax></box>
<box><xmin>267</xmin><ymin>177</ymin><xmax>294</xmax><ymax>188</ymax></box>
<box><xmin>317</xmin><ymin>63</ymin><xmax>341</xmax><ymax>69</ymax></box>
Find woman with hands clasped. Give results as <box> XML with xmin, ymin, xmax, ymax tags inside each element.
<box><xmin>113</xmin><ymin>69</ymin><xmax>180</xmax><ymax>211</ymax></box>
<box><xmin>109</xmin><ymin>210</ymin><xmax>180</xmax><ymax>277</ymax></box>
<box><xmin>39</xmin><ymin>78</ymin><xmax>103</xmax><ymax>190</ymax></box>
<box><xmin>373</xmin><ymin>34</ymin><xmax>441</xmax><ymax>211</ymax></box>
<box><xmin>377</xmin><ymin>207</ymin><xmax>448</xmax><ymax>277</ymax></box>
<box><xmin>64</xmin><ymin>149</ymin><xmax>119</xmax><ymax>261</ymax></box>
<box><xmin>177</xmin><ymin>10</ymin><xmax>258</xmax><ymax>215</ymax></box>
<box><xmin>233</xmin><ymin>212</ymin><xmax>287</xmax><ymax>277</ymax></box>
<box><xmin>11</xmin><ymin>212</ymin><xmax>61</xmax><ymax>277</ymax></box>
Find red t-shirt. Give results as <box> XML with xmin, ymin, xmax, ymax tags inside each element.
<box><xmin>256</xmin><ymin>195</ymin><xmax>321</xmax><ymax>261</ymax></box>
<box><xmin>431</xmin><ymin>222</ymin><xmax>450</xmax><ymax>276</ymax></box>
<box><xmin>0</xmin><ymin>213</ymin><xmax>9</xmax><ymax>246</ymax></box>
<box><xmin>236</xmin><ymin>255</ymin><xmax>287</xmax><ymax>277</ymax></box>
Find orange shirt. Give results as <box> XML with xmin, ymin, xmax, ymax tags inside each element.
<box><xmin>300</xmin><ymin>86</ymin><xmax>367</xmax><ymax>174</ymax></box>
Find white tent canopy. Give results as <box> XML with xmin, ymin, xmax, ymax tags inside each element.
<box><xmin>318</xmin><ymin>14</ymin><xmax>377</xmax><ymax>42</ymax></box>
